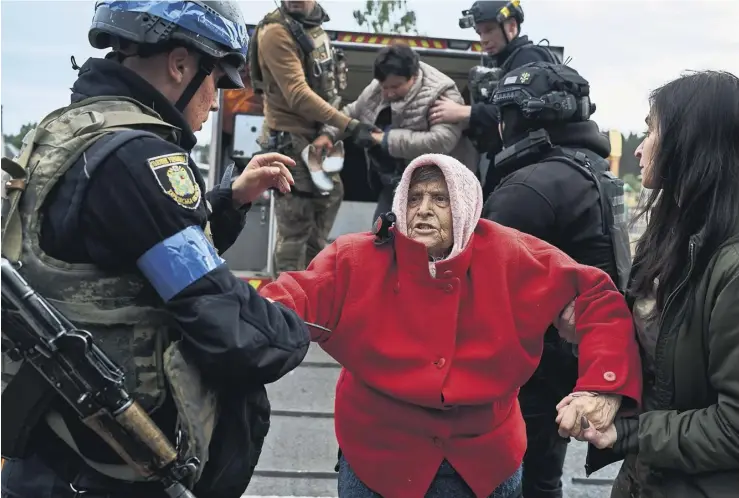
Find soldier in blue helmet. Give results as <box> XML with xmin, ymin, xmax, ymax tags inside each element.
<box><xmin>0</xmin><ymin>2</ymin><xmax>310</xmax><ymax>496</ymax></box>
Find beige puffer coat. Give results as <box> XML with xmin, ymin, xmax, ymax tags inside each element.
<box><xmin>321</xmin><ymin>61</ymin><xmax>479</xmax><ymax>172</ymax></box>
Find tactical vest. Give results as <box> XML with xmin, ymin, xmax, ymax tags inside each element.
<box><xmin>248</xmin><ymin>9</ymin><xmax>348</xmax><ymax>108</ymax></box>
<box><xmin>547</xmin><ymin>150</ymin><xmax>632</xmax><ymax>292</ymax></box>
<box><xmin>0</xmin><ymin>97</ymin><xmax>218</xmax><ymax>484</ymax></box>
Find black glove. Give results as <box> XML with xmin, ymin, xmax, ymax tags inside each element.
<box><xmin>347</xmin><ymin>119</ymin><xmax>376</xmax><ymax>149</ymax></box>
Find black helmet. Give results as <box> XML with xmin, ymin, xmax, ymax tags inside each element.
<box><xmin>492</xmin><ymin>62</ymin><xmax>596</xmax><ymax>123</ymax></box>
<box><xmin>89</xmin><ymin>1</ymin><xmax>249</xmax><ymax>97</ymax></box>
<box><xmin>459</xmin><ymin>0</ymin><xmax>524</xmax><ymax>29</ymax></box>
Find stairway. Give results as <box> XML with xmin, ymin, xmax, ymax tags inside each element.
<box><xmin>247</xmin><ymin>344</ymin><xmax>341</xmax><ymax>497</ymax></box>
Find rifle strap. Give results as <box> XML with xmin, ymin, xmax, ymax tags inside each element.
<box><xmin>45</xmin><ymin>411</ymin><xmax>148</xmax><ymax>482</ymax></box>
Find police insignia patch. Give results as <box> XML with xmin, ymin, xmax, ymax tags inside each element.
<box><xmin>147</xmin><ymin>153</ymin><xmax>201</xmax><ymax>210</ymax></box>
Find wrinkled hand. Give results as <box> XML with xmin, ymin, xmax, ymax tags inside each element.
<box><xmin>429</xmin><ymin>96</ymin><xmax>471</xmax><ymax>126</ymax></box>
<box><xmin>553</xmin><ymin>299</ymin><xmax>577</xmax><ymax>343</ymax></box>
<box><xmin>312</xmin><ymin>135</ymin><xmax>334</xmax><ymax>157</ymax></box>
<box><xmin>231</xmin><ymin>152</ymin><xmax>295</xmax><ymax>206</ymax></box>
<box><xmin>576</xmin><ymin>417</ymin><xmax>618</xmax><ymax>449</ymax></box>
<box><xmin>556</xmin><ymin>392</ymin><xmax>622</xmax><ymax>438</ymax></box>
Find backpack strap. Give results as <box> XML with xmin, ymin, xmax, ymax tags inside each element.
<box><xmin>544</xmin><ymin>150</ymin><xmax>610</xmax><ymax>235</ymax></box>
<box><xmin>1</xmin><ymin>127</ymin><xmax>39</xmax><ymax>263</ymax></box>
<box><xmin>1</xmin><ymin>127</ymin><xmax>168</xmax><ymax>263</ymax></box>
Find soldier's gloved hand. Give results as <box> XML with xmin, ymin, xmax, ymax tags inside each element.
<box><xmin>347</xmin><ymin>119</ymin><xmax>377</xmax><ymax>149</ymax></box>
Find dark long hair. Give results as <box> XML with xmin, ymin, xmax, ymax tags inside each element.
<box><xmin>631</xmin><ymin>71</ymin><xmax>739</xmax><ymax>311</ymax></box>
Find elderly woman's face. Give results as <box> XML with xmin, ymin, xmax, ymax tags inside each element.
<box><xmin>406</xmin><ymin>176</ymin><xmax>453</xmax><ymax>258</ymax></box>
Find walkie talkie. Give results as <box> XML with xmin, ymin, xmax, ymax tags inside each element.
<box><xmin>373</xmin><ymin>212</ymin><xmax>397</xmax><ymax>245</ymax></box>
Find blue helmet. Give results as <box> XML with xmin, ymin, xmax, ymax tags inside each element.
<box><xmin>89</xmin><ymin>1</ymin><xmax>249</xmax><ymax>90</ymax></box>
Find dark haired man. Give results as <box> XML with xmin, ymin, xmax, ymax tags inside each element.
<box><xmin>317</xmin><ymin>44</ymin><xmax>478</xmax><ymax>221</ymax></box>
<box><xmin>483</xmin><ymin>61</ymin><xmax>632</xmax><ymax>498</ymax></box>
<box><xmin>430</xmin><ymin>0</ymin><xmax>559</xmax><ymax>198</ymax></box>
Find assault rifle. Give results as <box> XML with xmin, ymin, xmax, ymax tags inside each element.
<box><xmin>0</xmin><ymin>258</ymin><xmax>197</xmax><ymax>498</ymax></box>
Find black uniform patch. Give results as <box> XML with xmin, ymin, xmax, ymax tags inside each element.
<box><xmin>147</xmin><ymin>153</ymin><xmax>201</xmax><ymax>210</ymax></box>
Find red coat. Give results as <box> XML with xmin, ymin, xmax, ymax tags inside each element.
<box><xmin>261</xmin><ymin>220</ymin><xmax>642</xmax><ymax>498</ymax></box>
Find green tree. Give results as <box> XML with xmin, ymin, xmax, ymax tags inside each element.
<box><xmin>3</xmin><ymin>122</ymin><xmax>37</xmax><ymax>150</ymax></box>
<box><xmin>353</xmin><ymin>0</ymin><xmax>418</xmax><ymax>35</ymax></box>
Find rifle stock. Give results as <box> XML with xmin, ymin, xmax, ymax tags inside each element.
<box><xmin>0</xmin><ymin>258</ymin><xmax>197</xmax><ymax>497</ymax></box>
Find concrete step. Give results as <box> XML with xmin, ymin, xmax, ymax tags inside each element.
<box><xmin>245</xmin><ymin>473</ymin><xmax>338</xmax><ymax>497</ymax></box>
<box><xmin>259</xmin><ymin>413</ymin><xmax>338</xmax><ymax>473</ymax></box>
<box><xmin>562</xmin><ymin>440</ymin><xmax>620</xmax><ymax>498</ymax></box>
<box><xmin>266</xmin><ymin>364</ymin><xmax>340</xmax><ymax>413</ymax></box>
<box><xmin>303</xmin><ymin>343</ymin><xmax>339</xmax><ymax>366</ymax></box>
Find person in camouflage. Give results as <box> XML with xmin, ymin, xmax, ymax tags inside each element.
<box><xmin>249</xmin><ymin>0</ymin><xmax>375</xmax><ymax>271</ymax></box>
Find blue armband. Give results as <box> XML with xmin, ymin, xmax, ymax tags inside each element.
<box><xmin>137</xmin><ymin>225</ymin><xmax>226</xmax><ymax>302</ymax></box>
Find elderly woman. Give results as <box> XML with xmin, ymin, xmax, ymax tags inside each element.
<box><xmin>261</xmin><ymin>153</ymin><xmax>643</xmax><ymax>498</ymax></box>
<box><xmin>559</xmin><ymin>71</ymin><xmax>739</xmax><ymax>498</ymax></box>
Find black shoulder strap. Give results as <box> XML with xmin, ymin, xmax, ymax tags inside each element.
<box><xmin>57</xmin><ymin>130</ymin><xmax>166</xmax><ymax>249</ymax></box>
<box><xmin>544</xmin><ymin>151</ymin><xmax>609</xmax><ymax>235</ymax></box>
<box><xmin>82</xmin><ymin>130</ymin><xmax>164</xmax><ymax>179</ymax></box>
<box><xmin>501</xmin><ymin>43</ymin><xmax>558</xmax><ymax>73</ymax></box>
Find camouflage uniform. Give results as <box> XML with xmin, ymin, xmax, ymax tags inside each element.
<box><xmin>1</xmin><ymin>97</ymin><xmax>218</xmax><ymax>485</ymax></box>
<box><xmin>251</xmin><ymin>8</ymin><xmax>349</xmax><ymax>272</ymax></box>
<box><xmin>260</xmin><ymin>130</ymin><xmax>344</xmax><ymax>271</ymax></box>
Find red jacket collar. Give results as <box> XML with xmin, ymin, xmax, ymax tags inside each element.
<box><xmin>391</xmin><ymin>227</ymin><xmax>475</xmax><ymax>280</ymax></box>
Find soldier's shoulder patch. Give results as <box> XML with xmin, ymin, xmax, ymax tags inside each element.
<box><xmin>147</xmin><ymin>152</ymin><xmax>201</xmax><ymax>210</ymax></box>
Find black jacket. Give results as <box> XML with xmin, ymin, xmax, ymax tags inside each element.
<box><xmin>482</xmin><ymin>120</ymin><xmax>615</xmax><ymax>414</ymax></box>
<box><xmin>34</xmin><ymin>58</ymin><xmax>310</xmax><ymax>498</ymax></box>
<box><xmin>467</xmin><ymin>35</ymin><xmax>559</xmax><ymax>198</ymax></box>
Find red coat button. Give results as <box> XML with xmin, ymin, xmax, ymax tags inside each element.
<box><xmin>444</xmin><ymin>284</ymin><xmax>454</xmax><ymax>293</ymax></box>
<box><xmin>435</xmin><ymin>357</ymin><xmax>446</xmax><ymax>368</ymax></box>
<box><xmin>444</xmin><ymin>270</ymin><xmax>453</xmax><ymax>278</ymax></box>
<box><xmin>603</xmin><ymin>371</ymin><xmax>616</xmax><ymax>382</ymax></box>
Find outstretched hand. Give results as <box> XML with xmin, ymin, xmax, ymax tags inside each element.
<box><xmin>231</xmin><ymin>152</ymin><xmax>295</xmax><ymax>206</ymax></box>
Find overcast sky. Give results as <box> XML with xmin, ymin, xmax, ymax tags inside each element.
<box><xmin>2</xmin><ymin>0</ymin><xmax>737</xmax><ymax>145</ymax></box>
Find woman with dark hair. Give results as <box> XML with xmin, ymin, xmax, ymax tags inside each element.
<box><xmin>558</xmin><ymin>70</ymin><xmax>739</xmax><ymax>497</ymax></box>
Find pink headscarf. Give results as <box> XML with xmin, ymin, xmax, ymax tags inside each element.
<box><xmin>391</xmin><ymin>153</ymin><xmax>483</xmax><ymax>273</ymax></box>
